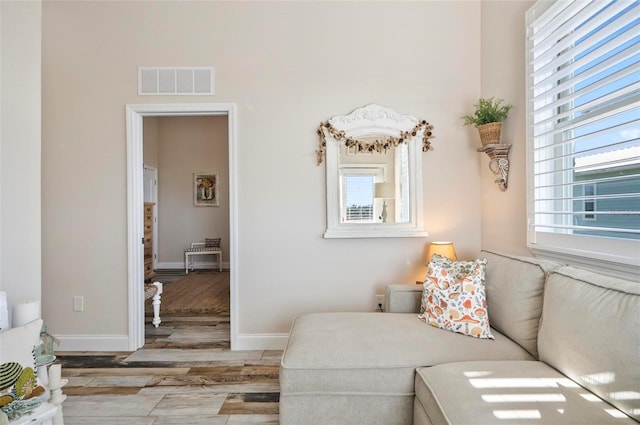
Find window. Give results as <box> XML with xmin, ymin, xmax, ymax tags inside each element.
<box><xmin>526</xmin><ymin>0</ymin><xmax>640</xmax><ymax>275</ymax></box>
<box><xmin>339</xmin><ymin>165</ymin><xmax>386</xmax><ymax>223</ymax></box>
<box><xmin>343</xmin><ymin>175</ymin><xmax>374</xmax><ymax>222</ymax></box>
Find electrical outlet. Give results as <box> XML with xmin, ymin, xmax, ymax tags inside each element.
<box><xmin>73</xmin><ymin>296</ymin><xmax>84</xmax><ymax>312</ymax></box>
<box><xmin>376</xmin><ymin>295</ymin><xmax>385</xmax><ymax>312</ymax></box>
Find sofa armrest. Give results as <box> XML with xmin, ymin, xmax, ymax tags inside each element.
<box><xmin>385</xmin><ymin>284</ymin><xmax>422</xmax><ymax>313</ymax></box>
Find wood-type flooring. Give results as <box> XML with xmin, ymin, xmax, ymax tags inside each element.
<box><xmin>147</xmin><ymin>270</ymin><xmax>230</xmax><ymax>316</ymax></box>
<box><xmin>57</xmin><ymin>271</ymin><xmax>281</xmax><ymax>424</ymax></box>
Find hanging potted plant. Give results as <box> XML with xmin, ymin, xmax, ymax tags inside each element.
<box><xmin>461</xmin><ymin>97</ymin><xmax>513</xmax><ymax>146</ymax></box>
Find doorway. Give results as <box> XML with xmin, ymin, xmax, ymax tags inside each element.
<box><xmin>126</xmin><ymin>103</ymin><xmax>238</xmax><ymax>351</ymax></box>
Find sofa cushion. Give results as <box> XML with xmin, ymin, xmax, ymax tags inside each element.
<box><xmin>419</xmin><ymin>261</ymin><xmax>494</xmax><ymax>339</ymax></box>
<box><xmin>281</xmin><ymin>312</ymin><xmax>532</xmax><ymax>395</ymax></box>
<box><xmin>481</xmin><ymin>250</ymin><xmax>561</xmax><ymax>358</ymax></box>
<box><xmin>280</xmin><ymin>312</ymin><xmax>533</xmax><ymax>425</ymax></box>
<box><xmin>538</xmin><ymin>266</ymin><xmax>640</xmax><ymax>422</ymax></box>
<box><xmin>415</xmin><ymin>360</ymin><xmax>637</xmax><ymax>424</ymax></box>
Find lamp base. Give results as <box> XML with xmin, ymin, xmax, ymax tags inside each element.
<box><xmin>380</xmin><ymin>200</ymin><xmax>388</xmax><ymax>223</ymax></box>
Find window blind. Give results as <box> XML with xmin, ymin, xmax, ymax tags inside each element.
<box><xmin>343</xmin><ymin>175</ymin><xmax>374</xmax><ymax>222</ymax></box>
<box><xmin>526</xmin><ymin>0</ymin><xmax>640</xmax><ymax>269</ymax></box>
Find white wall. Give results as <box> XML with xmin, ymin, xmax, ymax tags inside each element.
<box><xmin>479</xmin><ymin>0</ymin><xmax>535</xmax><ymax>256</ymax></box>
<box><xmin>0</xmin><ymin>1</ymin><xmax>42</xmax><ymax>320</ymax></box>
<box><xmin>41</xmin><ymin>1</ymin><xmax>483</xmax><ymax>345</ymax></box>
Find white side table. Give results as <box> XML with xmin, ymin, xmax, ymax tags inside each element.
<box><xmin>8</xmin><ymin>403</ymin><xmax>57</xmax><ymax>425</ymax></box>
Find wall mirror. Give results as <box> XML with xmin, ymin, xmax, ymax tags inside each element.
<box><xmin>317</xmin><ymin>104</ymin><xmax>433</xmax><ymax>238</ymax></box>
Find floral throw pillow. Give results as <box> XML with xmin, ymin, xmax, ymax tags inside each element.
<box><xmin>418</xmin><ymin>259</ymin><xmax>494</xmax><ymax>339</ymax></box>
<box><xmin>419</xmin><ymin>254</ymin><xmax>486</xmax><ymax>315</ymax></box>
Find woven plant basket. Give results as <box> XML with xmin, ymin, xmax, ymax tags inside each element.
<box><xmin>477</xmin><ymin>122</ymin><xmax>502</xmax><ymax>146</ymax></box>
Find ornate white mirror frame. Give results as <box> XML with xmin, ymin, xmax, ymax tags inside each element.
<box><xmin>317</xmin><ymin>104</ymin><xmax>434</xmax><ymax>238</ymax></box>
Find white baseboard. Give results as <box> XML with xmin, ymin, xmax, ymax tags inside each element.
<box><xmin>156</xmin><ymin>261</ymin><xmax>230</xmax><ymax>270</ymax></box>
<box><xmin>233</xmin><ymin>333</ymin><xmax>289</xmax><ymax>350</ymax></box>
<box><xmin>55</xmin><ymin>334</ymin><xmax>130</xmax><ymax>352</ymax></box>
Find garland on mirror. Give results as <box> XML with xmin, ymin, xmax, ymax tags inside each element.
<box><xmin>316</xmin><ymin>120</ymin><xmax>435</xmax><ymax>165</ymax></box>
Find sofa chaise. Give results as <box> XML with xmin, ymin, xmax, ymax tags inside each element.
<box><xmin>279</xmin><ymin>250</ymin><xmax>640</xmax><ymax>424</ymax></box>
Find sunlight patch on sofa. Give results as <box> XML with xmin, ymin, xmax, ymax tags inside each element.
<box><xmin>482</xmin><ymin>394</ymin><xmax>566</xmax><ymax>403</ymax></box>
<box><xmin>470</xmin><ymin>377</ymin><xmax>580</xmax><ymax>389</ymax></box>
<box><xmin>580</xmin><ymin>393</ymin><xmax>603</xmax><ymax>402</ymax></box>
<box><xmin>463</xmin><ymin>370</ymin><xmax>494</xmax><ymax>378</ymax></box>
<box><xmin>605</xmin><ymin>408</ymin><xmax>630</xmax><ymax>419</ymax></box>
<box><xmin>581</xmin><ymin>372</ymin><xmax>616</xmax><ymax>385</ymax></box>
<box><xmin>493</xmin><ymin>410</ymin><xmax>541</xmax><ymax>419</ymax></box>
<box><xmin>609</xmin><ymin>391</ymin><xmax>640</xmax><ymax>401</ymax></box>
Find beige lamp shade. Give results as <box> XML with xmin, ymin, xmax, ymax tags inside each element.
<box><xmin>374</xmin><ymin>182</ymin><xmax>395</xmax><ymax>199</ymax></box>
<box><xmin>426</xmin><ymin>241</ymin><xmax>457</xmax><ymax>263</ymax></box>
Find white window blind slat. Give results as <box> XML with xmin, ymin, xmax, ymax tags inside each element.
<box><xmin>532</xmin><ymin>61</ymin><xmax>640</xmax><ymax>118</ymax></box>
<box><xmin>533</xmin><ymin>99</ymin><xmax>638</xmax><ymax>138</ymax></box>
<box><xmin>531</xmin><ymin>223</ymin><xmax>639</xmax><ymax>234</ymax></box>
<box><xmin>530</xmin><ymin>0</ymin><xmax>576</xmax><ymax>33</ymax></box>
<box><xmin>535</xmin><ymin>172</ymin><xmax>640</xmax><ymax>190</ymax></box>
<box><xmin>533</xmin><ymin>83</ymin><xmax>640</xmax><ymax>130</ymax></box>
<box><xmin>534</xmin><ymin>192</ymin><xmax>640</xmax><ymax>202</ymax></box>
<box><xmin>533</xmin><ymin>132</ymin><xmax>640</xmax><ymax>169</ymax></box>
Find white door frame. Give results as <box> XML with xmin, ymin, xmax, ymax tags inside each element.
<box><xmin>126</xmin><ymin>103</ymin><xmax>238</xmax><ymax>351</ymax></box>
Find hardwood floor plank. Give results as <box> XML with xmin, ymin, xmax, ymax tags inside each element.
<box><xmin>63</xmin><ymin>394</ymin><xmax>165</xmax><ymax>417</ymax></box>
<box><xmin>64</xmin><ymin>387</ymin><xmax>142</xmax><ymax>396</ymax></box>
<box><xmin>84</xmin><ymin>376</ymin><xmax>154</xmax><ymax>387</ymax></box>
<box><xmin>226</xmin><ymin>415</ymin><xmax>279</xmax><ymax>425</ymax></box>
<box><xmin>139</xmin><ymin>383</ymin><xmax>280</xmax><ymax>395</ymax></box>
<box><xmin>151</xmin><ymin>416</ymin><xmax>229</xmax><ymax>425</ymax></box>
<box><xmin>125</xmin><ymin>348</ymin><xmax>263</xmax><ymax>362</ymax></box>
<box><xmin>240</xmin><ymin>365</ymin><xmax>280</xmax><ymax>377</ymax></box>
<box><xmin>64</xmin><ymin>367</ymin><xmax>191</xmax><ymax>377</ymax></box>
<box><xmin>64</xmin><ymin>416</ymin><xmax>156</xmax><ymax>425</ymax></box>
<box><xmin>218</xmin><ymin>402</ymin><xmax>279</xmax><ymax>415</ymax></box>
<box><xmin>149</xmin><ymin>392</ymin><xmax>227</xmax><ymax>416</ymax></box>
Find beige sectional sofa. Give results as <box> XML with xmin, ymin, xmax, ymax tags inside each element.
<box><xmin>280</xmin><ymin>250</ymin><xmax>640</xmax><ymax>424</ymax></box>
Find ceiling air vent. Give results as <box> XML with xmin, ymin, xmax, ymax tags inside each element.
<box><xmin>138</xmin><ymin>67</ymin><xmax>214</xmax><ymax>96</ymax></box>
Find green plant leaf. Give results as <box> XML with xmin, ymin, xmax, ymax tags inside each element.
<box><xmin>461</xmin><ymin>97</ymin><xmax>513</xmax><ymax>126</ymax></box>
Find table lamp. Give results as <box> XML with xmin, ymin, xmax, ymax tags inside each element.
<box><xmin>426</xmin><ymin>241</ymin><xmax>457</xmax><ymax>263</ymax></box>
<box><xmin>374</xmin><ymin>182</ymin><xmax>395</xmax><ymax>223</ymax></box>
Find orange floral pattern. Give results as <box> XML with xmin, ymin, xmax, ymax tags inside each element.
<box><xmin>419</xmin><ymin>254</ymin><xmax>486</xmax><ymax>315</ymax></box>
<box><xmin>418</xmin><ymin>258</ymin><xmax>494</xmax><ymax>339</ymax></box>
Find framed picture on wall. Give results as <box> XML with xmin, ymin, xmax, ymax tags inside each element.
<box><xmin>194</xmin><ymin>172</ymin><xmax>219</xmax><ymax>207</ymax></box>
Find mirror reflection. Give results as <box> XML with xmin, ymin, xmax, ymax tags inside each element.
<box><xmin>339</xmin><ymin>143</ymin><xmax>410</xmax><ymax>224</ymax></box>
